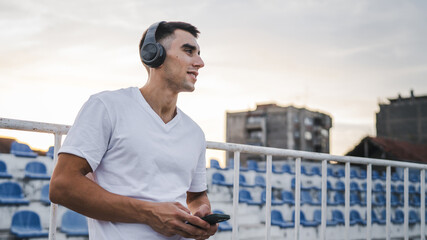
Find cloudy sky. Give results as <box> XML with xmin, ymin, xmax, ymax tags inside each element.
<box><xmin>1</xmin><ymin>0</ymin><xmax>426</xmax><ymax>164</ymax></box>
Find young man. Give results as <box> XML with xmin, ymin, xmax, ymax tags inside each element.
<box><xmin>50</xmin><ymin>21</ymin><xmax>217</xmax><ymax>240</ymax></box>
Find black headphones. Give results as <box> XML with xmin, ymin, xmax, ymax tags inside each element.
<box><xmin>140</xmin><ymin>21</ymin><xmax>166</xmax><ymax>68</ymax></box>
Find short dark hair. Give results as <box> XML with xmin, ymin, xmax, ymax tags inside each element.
<box><xmin>139</xmin><ymin>21</ymin><xmax>200</xmax><ymax>52</ymax></box>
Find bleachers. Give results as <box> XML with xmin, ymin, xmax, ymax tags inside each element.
<box><xmin>0</xmin><ymin>151</ymin><xmax>88</xmax><ymax>240</ymax></box>
<box><xmin>207</xmin><ymin>158</ymin><xmax>427</xmax><ymax>240</ymax></box>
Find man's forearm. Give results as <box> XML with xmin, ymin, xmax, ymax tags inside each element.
<box><xmin>186</xmin><ymin>191</ymin><xmax>211</xmax><ymax>215</ymax></box>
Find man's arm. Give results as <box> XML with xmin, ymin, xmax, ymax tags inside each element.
<box><xmin>187</xmin><ymin>191</ymin><xmax>218</xmax><ymax>239</ymax></box>
<box><xmin>50</xmin><ymin>153</ymin><xmax>210</xmax><ymax>238</ymax></box>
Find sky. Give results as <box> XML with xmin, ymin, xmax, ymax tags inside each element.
<box><xmin>1</xmin><ymin>0</ymin><xmax>426</xmax><ymax>166</ymax></box>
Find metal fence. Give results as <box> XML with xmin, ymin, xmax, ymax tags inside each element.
<box><xmin>1</xmin><ymin>117</ymin><xmax>426</xmax><ymax>240</ymax></box>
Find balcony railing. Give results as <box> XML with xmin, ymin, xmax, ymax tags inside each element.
<box><xmin>1</xmin><ymin>117</ymin><xmax>426</xmax><ymax>240</ymax></box>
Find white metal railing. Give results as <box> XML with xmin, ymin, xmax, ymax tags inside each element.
<box><xmin>1</xmin><ymin>117</ymin><xmax>426</xmax><ymax>240</ymax></box>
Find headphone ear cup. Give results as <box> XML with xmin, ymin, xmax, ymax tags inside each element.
<box><xmin>140</xmin><ymin>42</ymin><xmax>166</xmax><ymax>68</ymax></box>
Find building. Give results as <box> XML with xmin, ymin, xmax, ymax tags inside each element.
<box><xmin>376</xmin><ymin>90</ymin><xmax>427</xmax><ymax>144</ymax></box>
<box><xmin>226</xmin><ymin>103</ymin><xmax>332</xmax><ymax>165</ymax></box>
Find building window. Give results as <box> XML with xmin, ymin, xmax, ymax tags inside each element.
<box><xmin>247</xmin><ymin>116</ymin><xmax>264</xmax><ymax>124</ymax></box>
<box><xmin>304</xmin><ymin>117</ymin><xmax>313</xmax><ymax>126</ymax></box>
<box><xmin>249</xmin><ymin>130</ymin><xmax>263</xmax><ymax>139</ymax></box>
<box><xmin>305</xmin><ymin>131</ymin><xmax>312</xmax><ymax>141</ymax></box>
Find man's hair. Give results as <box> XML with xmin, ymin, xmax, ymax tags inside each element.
<box><xmin>139</xmin><ymin>21</ymin><xmax>200</xmax><ymax>52</ymax></box>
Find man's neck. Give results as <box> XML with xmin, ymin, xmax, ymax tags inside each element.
<box><xmin>140</xmin><ymin>83</ymin><xmax>178</xmax><ymax>124</ymax></box>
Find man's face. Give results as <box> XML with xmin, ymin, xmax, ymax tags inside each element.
<box><xmin>160</xmin><ymin>29</ymin><xmax>205</xmax><ymax>93</ymax></box>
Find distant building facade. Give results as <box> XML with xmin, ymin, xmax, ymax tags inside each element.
<box><xmin>376</xmin><ymin>90</ymin><xmax>427</xmax><ymax>144</ymax></box>
<box><xmin>226</xmin><ymin>103</ymin><xmax>332</xmax><ymax>165</ymax></box>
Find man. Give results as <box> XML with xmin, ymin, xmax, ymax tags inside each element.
<box><xmin>50</xmin><ymin>21</ymin><xmax>217</xmax><ymax>240</ymax></box>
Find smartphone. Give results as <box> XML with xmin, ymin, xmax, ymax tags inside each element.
<box><xmin>201</xmin><ymin>213</ymin><xmax>230</xmax><ymax>225</ymax></box>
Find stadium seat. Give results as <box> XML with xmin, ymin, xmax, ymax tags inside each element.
<box><xmin>392</xmin><ymin>172</ymin><xmax>402</xmax><ymax>181</ymax></box>
<box><xmin>335</xmin><ymin>169</ymin><xmax>345</xmax><ymax>178</ymax></box>
<box><xmin>327</xmin><ymin>168</ymin><xmax>336</xmax><ymax>177</ymax></box>
<box><xmin>350</xmin><ymin>193</ymin><xmax>364</xmax><ymax>206</ymax></box>
<box><xmin>372</xmin><ymin>170</ymin><xmax>381</xmax><ymax>180</ymax></box>
<box><xmin>0</xmin><ymin>182</ymin><xmax>30</xmax><ymax>205</ymax></box>
<box><xmin>409</xmin><ymin>173</ymin><xmax>420</xmax><ymax>183</ymax></box>
<box><xmin>350</xmin><ymin>182</ymin><xmax>361</xmax><ymax>192</ymax></box>
<box><xmin>271</xmin><ymin>210</ymin><xmax>294</xmax><ymax>228</ymax></box>
<box><xmin>391</xmin><ymin>193</ymin><xmax>403</xmax><ymax>207</ymax></box>
<box><xmin>24</xmin><ymin>161</ymin><xmax>50</xmax><ymax>180</ymax></box>
<box><xmin>301</xmin><ymin>190</ymin><xmax>320</xmax><ymax>206</ymax></box>
<box><xmin>212</xmin><ymin>173</ymin><xmax>233</xmax><ymax>187</ymax></box>
<box><xmin>10</xmin><ymin>210</ymin><xmax>48</xmax><ymax>238</ymax></box>
<box><xmin>281</xmin><ymin>190</ymin><xmax>295</xmax><ymax>205</ymax></box>
<box><xmin>10</xmin><ymin>141</ymin><xmax>38</xmax><ymax>158</ymax></box>
<box><xmin>350</xmin><ymin>210</ymin><xmax>366</xmax><ymax>226</ymax></box>
<box><xmin>293</xmin><ymin>210</ymin><xmax>320</xmax><ymax>227</ymax></box>
<box><xmin>373</xmin><ymin>183</ymin><xmax>385</xmax><ymax>193</ymax></box>
<box><xmin>333</xmin><ymin>192</ymin><xmax>345</xmax><ymax>205</ymax></box>
<box><xmin>310</xmin><ymin>166</ymin><xmax>321</xmax><ymax>176</ymax></box>
<box><xmin>409</xmin><ymin>210</ymin><xmax>420</xmax><ymax>225</ymax></box>
<box><xmin>281</xmin><ymin>164</ymin><xmax>294</xmax><ymax>174</ymax></box>
<box><xmin>254</xmin><ymin>175</ymin><xmax>266</xmax><ymax>188</ymax></box>
<box><xmin>261</xmin><ymin>190</ymin><xmax>283</xmax><ymax>206</ymax></box>
<box><xmin>359</xmin><ymin>169</ymin><xmax>367</xmax><ymax>179</ymax></box>
<box><xmin>0</xmin><ymin>160</ymin><xmax>12</xmax><ymax>179</ymax></box>
<box><xmin>40</xmin><ymin>184</ymin><xmax>50</xmax><ymax>205</ymax></box>
<box><xmin>61</xmin><ymin>210</ymin><xmax>89</xmax><ymax>236</ymax></box>
<box><xmin>301</xmin><ymin>166</ymin><xmax>314</xmax><ymax>176</ymax></box>
<box><xmin>239</xmin><ymin>174</ymin><xmax>255</xmax><ymax>188</ymax></box>
<box><xmin>46</xmin><ymin>146</ymin><xmax>55</xmax><ymax>159</ymax></box>
<box><xmin>239</xmin><ymin>189</ymin><xmax>262</xmax><ymax>205</ymax></box>
<box><xmin>210</xmin><ymin>159</ymin><xmax>227</xmax><ymax>170</ymax></box>
<box><xmin>247</xmin><ymin>160</ymin><xmax>266</xmax><ymax>173</ymax></box>
<box><xmin>391</xmin><ymin>210</ymin><xmax>404</xmax><ymax>224</ymax></box>
<box><xmin>373</xmin><ymin>194</ymin><xmax>386</xmax><ymax>207</ymax></box>
<box><xmin>331</xmin><ymin>210</ymin><xmax>345</xmax><ymax>225</ymax></box>
<box><xmin>408</xmin><ymin>185</ymin><xmax>418</xmax><ymax>194</ymax></box>
<box><xmin>334</xmin><ymin>181</ymin><xmax>345</xmax><ymax>191</ymax></box>
<box><xmin>313</xmin><ymin>209</ymin><xmax>337</xmax><ymax>226</ymax></box>
<box><xmin>213</xmin><ymin>210</ymin><xmax>232</xmax><ymax>231</ymax></box>
<box><xmin>410</xmin><ymin>195</ymin><xmax>421</xmax><ymax>207</ymax></box>
<box><xmin>370</xmin><ymin>210</ymin><xmax>386</xmax><ymax>225</ymax></box>
<box><xmin>396</xmin><ymin>184</ymin><xmax>404</xmax><ymax>194</ymax></box>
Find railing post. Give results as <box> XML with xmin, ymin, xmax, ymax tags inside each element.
<box><xmin>421</xmin><ymin>169</ymin><xmax>425</xmax><ymax>240</ymax></box>
<box><xmin>232</xmin><ymin>151</ymin><xmax>240</xmax><ymax>240</ymax></box>
<box><xmin>386</xmin><ymin>166</ymin><xmax>391</xmax><ymax>240</ymax></box>
<box><xmin>48</xmin><ymin>133</ymin><xmax>62</xmax><ymax>240</ymax></box>
<box><xmin>294</xmin><ymin>157</ymin><xmax>301</xmax><ymax>240</ymax></box>
<box><xmin>345</xmin><ymin>162</ymin><xmax>350</xmax><ymax>240</ymax></box>
<box><xmin>321</xmin><ymin>160</ymin><xmax>327</xmax><ymax>240</ymax></box>
<box><xmin>265</xmin><ymin>155</ymin><xmax>272</xmax><ymax>240</ymax></box>
<box><xmin>366</xmin><ymin>164</ymin><xmax>372</xmax><ymax>240</ymax></box>
<box><xmin>404</xmin><ymin>167</ymin><xmax>409</xmax><ymax>240</ymax></box>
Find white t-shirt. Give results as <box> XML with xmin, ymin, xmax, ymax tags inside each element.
<box><xmin>59</xmin><ymin>87</ymin><xmax>207</xmax><ymax>240</ymax></box>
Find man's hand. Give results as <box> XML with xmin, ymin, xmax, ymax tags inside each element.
<box><xmin>192</xmin><ymin>204</ymin><xmax>218</xmax><ymax>240</ymax></box>
<box><xmin>146</xmin><ymin>202</ymin><xmax>212</xmax><ymax>239</ymax></box>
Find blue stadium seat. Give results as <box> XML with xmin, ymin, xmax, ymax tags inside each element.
<box><xmin>61</xmin><ymin>210</ymin><xmax>89</xmax><ymax>237</ymax></box>
<box><xmin>396</xmin><ymin>184</ymin><xmax>404</xmax><ymax>194</ymax></box>
<box><xmin>239</xmin><ymin>174</ymin><xmax>255</xmax><ymax>188</ymax></box>
<box><xmin>313</xmin><ymin>209</ymin><xmax>337</xmax><ymax>226</ymax></box>
<box><xmin>46</xmin><ymin>146</ymin><xmax>55</xmax><ymax>159</ymax></box>
<box><xmin>350</xmin><ymin>210</ymin><xmax>366</xmax><ymax>226</ymax></box>
<box><xmin>410</xmin><ymin>195</ymin><xmax>421</xmax><ymax>207</ymax></box>
<box><xmin>409</xmin><ymin>173</ymin><xmax>420</xmax><ymax>183</ymax></box>
<box><xmin>0</xmin><ymin>182</ymin><xmax>30</xmax><ymax>205</ymax></box>
<box><xmin>210</xmin><ymin>159</ymin><xmax>227</xmax><ymax>170</ymax></box>
<box><xmin>373</xmin><ymin>194</ymin><xmax>386</xmax><ymax>207</ymax></box>
<box><xmin>254</xmin><ymin>175</ymin><xmax>266</xmax><ymax>188</ymax></box>
<box><xmin>409</xmin><ymin>210</ymin><xmax>420</xmax><ymax>225</ymax></box>
<box><xmin>271</xmin><ymin>210</ymin><xmax>294</xmax><ymax>228</ymax></box>
<box><xmin>293</xmin><ymin>210</ymin><xmax>320</xmax><ymax>227</ymax></box>
<box><xmin>350</xmin><ymin>193</ymin><xmax>364</xmax><ymax>206</ymax></box>
<box><xmin>327</xmin><ymin>168</ymin><xmax>336</xmax><ymax>177</ymax></box>
<box><xmin>370</xmin><ymin>210</ymin><xmax>386</xmax><ymax>225</ymax></box>
<box><xmin>281</xmin><ymin>164</ymin><xmax>294</xmax><ymax>174</ymax></box>
<box><xmin>350</xmin><ymin>182</ymin><xmax>361</xmax><ymax>192</ymax></box>
<box><xmin>408</xmin><ymin>185</ymin><xmax>418</xmax><ymax>194</ymax></box>
<box><xmin>333</xmin><ymin>192</ymin><xmax>345</xmax><ymax>205</ymax></box>
<box><xmin>239</xmin><ymin>189</ymin><xmax>262</xmax><ymax>205</ymax></box>
<box><xmin>372</xmin><ymin>170</ymin><xmax>381</xmax><ymax>180</ymax></box>
<box><xmin>281</xmin><ymin>190</ymin><xmax>295</xmax><ymax>205</ymax></box>
<box><xmin>301</xmin><ymin>190</ymin><xmax>320</xmax><ymax>206</ymax></box>
<box><xmin>0</xmin><ymin>160</ymin><xmax>12</xmax><ymax>179</ymax></box>
<box><xmin>10</xmin><ymin>141</ymin><xmax>38</xmax><ymax>158</ymax></box>
<box><xmin>335</xmin><ymin>169</ymin><xmax>345</xmax><ymax>178</ymax></box>
<box><xmin>391</xmin><ymin>210</ymin><xmax>404</xmax><ymax>224</ymax></box>
<box><xmin>301</xmin><ymin>166</ymin><xmax>314</xmax><ymax>176</ymax></box>
<box><xmin>373</xmin><ymin>183</ymin><xmax>385</xmax><ymax>193</ymax></box>
<box><xmin>11</xmin><ymin>210</ymin><xmax>48</xmax><ymax>238</ymax></box>
<box><xmin>332</xmin><ymin>210</ymin><xmax>345</xmax><ymax>225</ymax></box>
<box><xmin>261</xmin><ymin>190</ymin><xmax>283</xmax><ymax>206</ymax></box>
<box><xmin>24</xmin><ymin>161</ymin><xmax>50</xmax><ymax>180</ymax></box>
<box><xmin>213</xmin><ymin>210</ymin><xmax>232</xmax><ymax>231</ymax></box>
<box><xmin>334</xmin><ymin>181</ymin><xmax>345</xmax><ymax>191</ymax></box>
<box><xmin>310</xmin><ymin>166</ymin><xmax>321</xmax><ymax>176</ymax></box>
<box><xmin>40</xmin><ymin>184</ymin><xmax>50</xmax><ymax>205</ymax></box>
<box><xmin>391</xmin><ymin>193</ymin><xmax>403</xmax><ymax>207</ymax></box>
<box><xmin>392</xmin><ymin>172</ymin><xmax>402</xmax><ymax>181</ymax></box>
<box><xmin>359</xmin><ymin>169</ymin><xmax>367</xmax><ymax>179</ymax></box>
<box><xmin>212</xmin><ymin>173</ymin><xmax>233</xmax><ymax>187</ymax></box>
<box><xmin>247</xmin><ymin>160</ymin><xmax>266</xmax><ymax>173</ymax></box>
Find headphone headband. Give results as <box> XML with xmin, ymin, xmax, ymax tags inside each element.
<box><xmin>140</xmin><ymin>21</ymin><xmax>166</xmax><ymax>68</ymax></box>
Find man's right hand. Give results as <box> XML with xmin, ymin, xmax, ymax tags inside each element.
<box><xmin>145</xmin><ymin>202</ymin><xmax>211</xmax><ymax>239</ymax></box>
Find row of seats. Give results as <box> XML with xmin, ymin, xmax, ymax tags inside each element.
<box><xmin>211</xmin><ymin>159</ymin><xmax>424</xmax><ymax>183</ymax></box>
<box><xmin>0</xmin><ymin>181</ymin><xmax>50</xmax><ymax>205</ymax></box>
<box><xmin>0</xmin><ymin>160</ymin><xmax>51</xmax><ymax>180</ymax></box>
<box><xmin>10</xmin><ymin>209</ymin><xmax>88</xmax><ymax>238</ymax></box>
<box><xmin>271</xmin><ymin>208</ymin><xmax>423</xmax><ymax>229</ymax></box>
<box><xmin>9</xmin><ymin>141</ymin><xmax>54</xmax><ymax>159</ymax></box>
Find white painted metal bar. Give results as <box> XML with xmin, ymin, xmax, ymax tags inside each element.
<box><xmin>366</xmin><ymin>164</ymin><xmax>372</xmax><ymax>240</ymax></box>
<box><xmin>386</xmin><ymin>166</ymin><xmax>391</xmax><ymax>240</ymax></box>
<box><xmin>48</xmin><ymin>134</ymin><xmax>62</xmax><ymax>240</ymax></box>
<box><xmin>345</xmin><ymin>162</ymin><xmax>350</xmax><ymax>240</ymax></box>
<box><xmin>294</xmin><ymin>157</ymin><xmax>301</xmax><ymax>240</ymax></box>
<box><xmin>0</xmin><ymin>117</ymin><xmax>70</xmax><ymax>134</ymax></box>
<box><xmin>265</xmin><ymin>155</ymin><xmax>272</xmax><ymax>240</ymax></box>
<box><xmin>404</xmin><ymin>167</ymin><xmax>409</xmax><ymax>240</ymax></box>
<box><xmin>421</xmin><ymin>169</ymin><xmax>425</xmax><ymax>240</ymax></box>
<box><xmin>321</xmin><ymin>160</ymin><xmax>327</xmax><ymax>240</ymax></box>
<box><xmin>232</xmin><ymin>151</ymin><xmax>240</xmax><ymax>240</ymax></box>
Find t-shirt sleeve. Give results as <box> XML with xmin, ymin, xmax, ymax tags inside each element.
<box><xmin>59</xmin><ymin>95</ymin><xmax>112</xmax><ymax>172</ymax></box>
<box><xmin>188</xmin><ymin>139</ymin><xmax>207</xmax><ymax>193</ymax></box>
